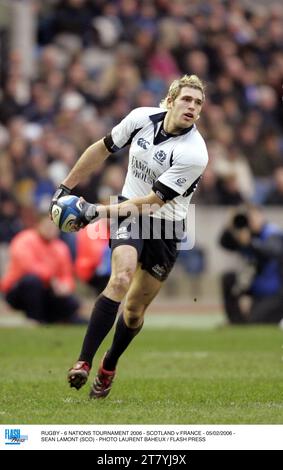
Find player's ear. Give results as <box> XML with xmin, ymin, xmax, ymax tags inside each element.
<box><xmin>167</xmin><ymin>96</ymin><xmax>173</xmax><ymax>109</ymax></box>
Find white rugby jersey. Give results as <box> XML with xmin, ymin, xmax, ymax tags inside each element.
<box><xmin>104</xmin><ymin>107</ymin><xmax>208</xmax><ymax>221</ymax></box>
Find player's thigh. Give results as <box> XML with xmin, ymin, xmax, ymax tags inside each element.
<box><xmin>110</xmin><ymin>244</ymin><xmax>138</xmax><ymax>278</ymax></box>
<box><xmin>104</xmin><ymin>245</ymin><xmax>139</xmax><ymax>300</ymax></box>
<box><xmin>125</xmin><ymin>265</ymin><xmax>162</xmax><ymax>314</ymax></box>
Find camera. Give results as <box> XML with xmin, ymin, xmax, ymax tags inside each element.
<box><xmin>232</xmin><ymin>212</ymin><xmax>249</xmax><ymax>229</ymax></box>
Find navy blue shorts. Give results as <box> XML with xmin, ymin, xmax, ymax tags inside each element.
<box><xmin>109</xmin><ymin>208</ymin><xmax>185</xmax><ymax>282</ymax></box>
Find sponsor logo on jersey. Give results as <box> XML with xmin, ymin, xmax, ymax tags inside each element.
<box><xmin>131</xmin><ymin>156</ymin><xmax>157</xmax><ymax>185</ymax></box>
<box><xmin>137</xmin><ymin>138</ymin><xmax>150</xmax><ymax>150</ymax></box>
<box><xmin>175</xmin><ymin>177</ymin><xmax>187</xmax><ymax>187</ymax></box>
<box><xmin>153</xmin><ymin>150</ymin><xmax>167</xmax><ymax>165</ymax></box>
<box><xmin>115</xmin><ymin>226</ymin><xmax>130</xmax><ymax>239</ymax></box>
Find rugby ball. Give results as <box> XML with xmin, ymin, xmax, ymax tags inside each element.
<box><xmin>51</xmin><ymin>195</ymin><xmax>82</xmax><ymax>232</ymax></box>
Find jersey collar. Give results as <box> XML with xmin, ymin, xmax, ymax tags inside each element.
<box><xmin>149</xmin><ymin>111</ymin><xmax>167</xmax><ymax>124</ymax></box>
<box><xmin>149</xmin><ymin>111</ymin><xmax>194</xmax><ymax>137</ymax></box>
<box><xmin>150</xmin><ymin>111</ymin><xmax>194</xmax><ymax>145</ymax></box>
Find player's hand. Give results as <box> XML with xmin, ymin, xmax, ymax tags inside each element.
<box><xmin>49</xmin><ymin>184</ymin><xmax>71</xmax><ymax>217</ymax></box>
<box><xmin>72</xmin><ymin>198</ymin><xmax>100</xmax><ymax>230</ymax></box>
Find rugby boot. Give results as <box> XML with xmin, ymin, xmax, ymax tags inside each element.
<box><xmin>68</xmin><ymin>361</ymin><xmax>90</xmax><ymax>390</ymax></box>
<box><xmin>89</xmin><ymin>356</ymin><xmax>116</xmax><ymax>399</ymax></box>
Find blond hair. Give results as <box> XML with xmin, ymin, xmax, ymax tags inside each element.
<box><xmin>160</xmin><ymin>74</ymin><xmax>205</xmax><ymax>109</ymax></box>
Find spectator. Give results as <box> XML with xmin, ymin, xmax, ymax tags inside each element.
<box><xmin>0</xmin><ymin>193</ymin><xmax>22</xmax><ymax>243</ymax></box>
<box><xmin>212</xmin><ymin>144</ymin><xmax>255</xmax><ymax>201</ymax></box>
<box><xmin>0</xmin><ymin>213</ymin><xmax>86</xmax><ymax>324</ymax></box>
<box><xmin>194</xmin><ymin>165</ymin><xmax>220</xmax><ymax>205</ymax></box>
<box><xmin>52</xmin><ymin>0</ymin><xmax>94</xmax><ymax>46</ymax></box>
<box><xmin>75</xmin><ymin>220</ymin><xmax>111</xmax><ymax>295</ymax></box>
<box><xmin>219</xmin><ymin>205</ymin><xmax>283</xmax><ymax>324</ymax></box>
<box><xmin>265</xmin><ymin>167</ymin><xmax>283</xmax><ymax>205</ymax></box>
<box><xmin>216</xmin><ymin>173</ymin><xmax>245</xmax><ymax>206</ymax></box>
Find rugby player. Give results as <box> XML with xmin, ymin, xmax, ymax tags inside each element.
<box><xmin>50</xmin><ymin>74</ymin><xmax>208</xmax><ymax>398</ymax></box>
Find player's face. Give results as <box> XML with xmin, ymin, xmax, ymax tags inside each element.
<box><xmin>167</xmin><ymin>87</ymin><xmax>203</xmax><ymax>132</ymax></box>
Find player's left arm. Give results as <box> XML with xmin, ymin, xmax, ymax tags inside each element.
<box><xmin>72</xmin><ymin>190</ymin><xmax>166</xmax><ymax>229</ymax></box>
<box><xmin>75</xmin><ymin>151</ymin><xmax>208</xmax><ymax>227</ymax></box>
<box><xmin>102</xmin><ymin>191</ymin><xmax>166</xmax><ymax>218</ymax></box>
<box><xmin>77</xmin><ymin>163</ymin><xmax>204</xmax><ymax>227</ymax></box>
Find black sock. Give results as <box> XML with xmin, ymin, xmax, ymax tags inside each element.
<box><xmin>103</xmin><ymin>313</ymin><xmax>143</xmax><ymax>371</ymax></box>
<box><xmin>79</xmin><ymin>295</ymin><xmax>120</xmax><ymax>367</ymax></box>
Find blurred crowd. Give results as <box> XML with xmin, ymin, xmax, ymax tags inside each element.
<box><xmin>0</xmin><ymin>1</ymin><xmax>282</xmax><ymax>314</ymax></box>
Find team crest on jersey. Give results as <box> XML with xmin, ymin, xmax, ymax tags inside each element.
<box><xmin>153</xmin><ymin>150</ymin><xmax>166</xmax><ymax>165</ymax></box>
<box><xmin>175</xmin><ymin>177</ymin><xmax>187</xmax><ymax>187</ymax></box>
<box><xmin>137</xmin><ymin>138</ymin><xmax>150</xmax><ymax>150</ymax></box>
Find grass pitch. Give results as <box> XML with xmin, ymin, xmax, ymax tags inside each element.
<box><xmin>0</xmin><ymin>316</ymin><xmax>282</xmax><ymax>424</ymax></box>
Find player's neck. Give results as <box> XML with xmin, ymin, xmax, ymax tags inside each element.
<box><xmin>163</xmin><ymin>114</ymin><xmax>178</xmax><ymax>134</ymax></box>
<box><xmin>163</xmin><ymin>113</ymin><xmax>192</xmax><ymax>136</ymax></box>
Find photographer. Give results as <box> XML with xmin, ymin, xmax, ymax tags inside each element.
<box><xmin>219</xmin><ymin>205</ymin><xmax>283</xmax><ymax>324</ymax></box>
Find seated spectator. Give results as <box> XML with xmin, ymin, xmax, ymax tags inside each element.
<box><xmin>264</xmin><ymin>166</ymin><xmax>283</xmax><ymax>205</ymax></box>
<box><xmin>219</xmin><ymin>205</ymin><xmax>283</xmax><ymax>324</ymax></box>
<box><xmin>0</xmin><ymin>192</ymin><xmax>23</xmax><ymax>243</ymax></box>
<box><xmin>194</xmin><ymin>166</ymin><xmax>220</xmax><ymax>205</ymax></box>
<box><xmin>0</xmin><ymin>213</ymin><xmax>86</xmax><ymax>324</ymax></box>
<box><xmin>75</xmin><ymin>219</ymin><xmax>111</xmax><ymax>295</ymax></box>
<box><xmin>216</xmin><ymin>173</ymin><xmax>245</xmax><ymax>206</ymax></box>
<box><xmin>0</xmin><ymin>193</ymin><xmax>23</xmax><ymax>279</ymax></box>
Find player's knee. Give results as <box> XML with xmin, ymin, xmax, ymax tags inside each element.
<box><xmin>124</xmin><ymin>302</ymin><xmax>145</xmax><ymax>328</ymax></box>
<box><xmin>109</xmin><ymin>269</ymin><xmax>134</xmax><ymax>297</ymax></box>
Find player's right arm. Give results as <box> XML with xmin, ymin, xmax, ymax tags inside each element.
<box><xmin>50</xmin><ymin>108</ymin><xmax>142</xmax><ymax>210</ymax></box>
<box><xmin>62</xmin><ymin>139</ymin><xmax>110</xmax><ymax>190</ymax></box>
<box><xmin>50</xmin><ymin>108</ymin><xmax>149</xmax><ymax>221</ymax></box>
<box><xmin>61</xmin><ymin>107</ymin><xmax>144</xmax><ymax>190</ymax></box>
<box><xmin>49</xmin><ymin>138</ymin><xmax>110</xmax><ymax>215</ymax></box>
